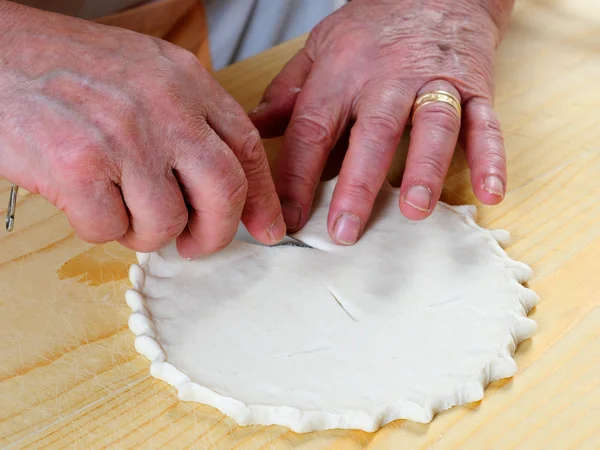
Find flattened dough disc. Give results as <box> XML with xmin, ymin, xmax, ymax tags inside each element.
<box><xmin>126</xmin><ymin>180</ymin><xmax>538</xmax><ymax>433</ymax></box>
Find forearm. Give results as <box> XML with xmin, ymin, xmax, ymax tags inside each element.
<box><xmin>0</xmin><ymin>1</ymin><xmax>22</xmax><ymax>19</ymax></box>
<box><xmin>0</xmin><ymin>1</ymin><xmax>36</xmax><ymax>36</ymax></box>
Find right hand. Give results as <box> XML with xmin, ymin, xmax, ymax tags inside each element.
<box><xmin>0</xmin><ymin>2</ymin><xmax>285</xmax><ymax>258</ymax></box>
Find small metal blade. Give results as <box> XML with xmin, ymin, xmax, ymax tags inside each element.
<box><xmin>5</xmin><ymin>184</ymin><xmax>18</xmax><ymax>232</ymax></box>
<box><xmin>272</xmin><ymin>235</ymin><xmax>313</xmax><ymax>248</ymax></box>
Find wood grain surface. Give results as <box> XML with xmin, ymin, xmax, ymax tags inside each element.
<box><xmin>1</xmin><ymin>0</ymin><xmax>600</xmax><ymax>448</ymax></box>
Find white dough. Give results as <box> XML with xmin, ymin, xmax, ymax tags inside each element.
<box><xmin>126</xmin><ymin>179</ymin><xmax>538</xmax><ymax>433</ymax></box>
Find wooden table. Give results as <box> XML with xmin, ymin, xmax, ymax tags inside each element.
<box><xmin>2</xmin><ymin>1</ymin><xmax>599</xmax><ymax>448</ymax></box>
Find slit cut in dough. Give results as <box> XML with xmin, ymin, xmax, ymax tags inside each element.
<box><xmin>126</xmin><ymin>179</ymin><xmax>538</xmax><ymax>433</ymax></box>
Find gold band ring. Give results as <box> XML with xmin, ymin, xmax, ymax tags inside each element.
<box><xmin>412</xmin><ymin>90</ymin><xmax>462</xmax><ymax>118</ymax></box>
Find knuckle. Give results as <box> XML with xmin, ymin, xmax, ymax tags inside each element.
<box><xmin>362</xmin><ymin>111</ymin><xmax>401</xmax><ymax>137</ymax></box>
<box><xmin>419</xmin><ymin>105</ymin><xmax>461</xmax><ymax>136</ymax></box>
<box><xmin>213</xmin><ymin>169</ymin><xmax>248</xmax><ymax>215</ymax></box>
<box><xmin>278</xmin><ymin>170</ymin><xmax>317</xmax><ymax>196</ymax></box>
<box><xmin>238</xmin><ymin>128</ymin><xmax>265</xmax><ymax>165</ymax></box>
<box><xmin>355</xmin><ymin>111</ymin><xmax>402</xmax><ymax>153</ymax></box>
<box><xmin>470</xmin><ymin>119</ymin><xmax>505</xmax><ymax>162</ymax></box>
<box><xmin>226</xmin><ymin>178</ymin><xmax>248</xmax><ymax>210</ymax></box>
<box><xmin>306</xmin><ymin>26</ymin><xmax>324</xmax><ymax>51</ymax></box>
<box><xmin>478</xmin><ymin>117</ymin><xmax>504</xmax><ymax>141</ymax></box>
<box><xmin>55</xmin><ymin>145</ymin><xmax>103</xmax><ymax>181</ymax></box>
<box><xmin>368</xmin><ymin>80</ymin><xmax>412</xmax><ymax>105</ymax></box>
<box><xmin>152</xmin><ymin>208</ymin><xmax>188</xmax><ymax>240</ymax></box>
<box><xmin>127</xmin><ymin>213</ymin><xmax>188</xmax><ymax>253</ymax></box>
<box><xmin>245</xmin><ymin>156</ymin><xmax>272</xmax><ymax>187</ymax></box>
<box><xmin>175</xmin><ymin>123</ymin><xmax>212</xmax><ymax>164</ymax></box>
<box><xmin>172</xmin><ymin>47</ymin><xmax>205</xmax><ymax>73</ymax></box>
<box><xmin>466</xmin><ymin>100</ymin><xmax>503</xmax><ymax>138</ymax></box>
<box><xmin>289</xmin><ymin>111</ymin><xmax>336</xmax><ymax>148</ymax></box>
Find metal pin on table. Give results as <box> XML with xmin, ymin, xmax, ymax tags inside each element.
<box><xmin>5</xmin><ymin>184</ymin><xmax>18</xmax><ymax>232</ymax></box>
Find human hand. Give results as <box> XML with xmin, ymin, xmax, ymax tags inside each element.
<box><xmin>251</xmin><ymin>0</ymin><xmax>513</xmax><ymax>245</ymax></box>
<box><xmin>0</xmin><ymin>2</ymin><xmax>285</xmax><ymax>258</ymax></box>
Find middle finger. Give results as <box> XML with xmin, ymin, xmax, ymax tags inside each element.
<box><xmin>327</xmin><ymin>81</ymin><xmax>413</xmax><ymax>245</ymax></box>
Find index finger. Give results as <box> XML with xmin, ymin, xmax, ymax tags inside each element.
<box><xmin>206</xmin><ymin>87</ymin><xmax>286</xmax><ymax>244</ymax></box>
<box><xmin>275</xmin><ymin>64</ymin><xmax>356</xmax><ymax>232</ymax></box>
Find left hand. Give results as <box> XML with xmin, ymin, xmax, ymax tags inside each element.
<box><xmin>250</xmin><ymin>0</ymin><xmax>511</xmax><ymax>245</ymax></box>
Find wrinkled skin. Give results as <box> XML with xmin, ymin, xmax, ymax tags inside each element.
<box><xmin>0</xmin><ymin>2</ymin><xmax>285</xmax><ymax>258</ymax></box>
<box><xmin>251</xmin><ymin>0</ymin><xmax>514</xmax><ymax>245</ymax></box>
<box><xmin>0</xmin><ymin>0</ymin><xmax>513</xmax><ymax>256</ymax></box>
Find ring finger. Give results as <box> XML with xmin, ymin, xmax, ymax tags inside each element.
<box><xmin>400</xmin><ymin>81</ymin><xmax>462</xmax><ymax>220</ymax></box>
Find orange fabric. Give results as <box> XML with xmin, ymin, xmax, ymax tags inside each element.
<box><xmin>94</xmin><ymin>0</ymin><xmax>212</xmax><ymax>70</ymax></box>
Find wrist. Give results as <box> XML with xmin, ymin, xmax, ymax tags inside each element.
<box><xmin>478</xmin><ymin>0</ymin><xmax>515</xmax><ymax>38</ymax></box>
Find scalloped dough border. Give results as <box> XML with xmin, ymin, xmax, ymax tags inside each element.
<box><xmin>125</xmin><ymin>203</ymin><xmax>538</xmax><ymax>433</ymax></box>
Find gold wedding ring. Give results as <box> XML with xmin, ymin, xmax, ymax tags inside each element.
<box><xmin>412</xmin><ymin>90</ymin><xmax>462</xmax><ymax>118</ymax></box>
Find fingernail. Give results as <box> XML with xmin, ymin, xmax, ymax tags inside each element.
<box><xmin>267</xmin><ymin>214</ymin><xmax>286</xmax><ymax>242</ymax></box>
<box><xmin>249</xmin><ymin>102</ymin><xmax>268</xmax><ymax>116</ymax></box>
<box><xmin>483</xmin><ymin>175</ymin><xmax>505</xmax><ymax>198</ymax></box>
<box><xmin>281</xmin><ymin>202</ymin><xmax>302</xmax><ymax>231</ymax></box>
<box><xmin>404</xmin><ymin>185</ymin><xmax>432</xmax><ymax>212</ymax></box>
<box><xmin>333</xmin><ymin>212</ymin><xmax>362</xmax><ymax>245</ymax></box>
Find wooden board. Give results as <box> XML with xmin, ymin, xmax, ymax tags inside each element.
<box><xmin>1</xmin><ymin>0</ymin><xmax>600</xmax><ymax>447</ymax></box>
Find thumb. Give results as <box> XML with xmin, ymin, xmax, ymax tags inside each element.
<box><xmin>249</xmin><ymin>48</ymin><xmax>313</xmax><ymax>138</ymax></box>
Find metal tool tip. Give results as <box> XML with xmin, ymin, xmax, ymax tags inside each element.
<box><xmin>6</xmin><ymin>184</ymin><xmax>18</xmax><ymax>232</ymax></box>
